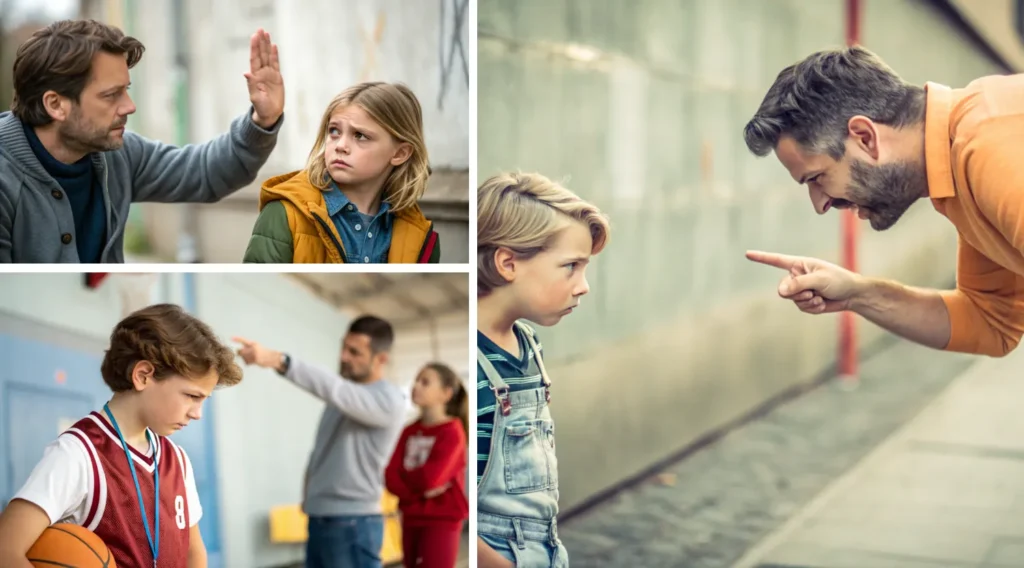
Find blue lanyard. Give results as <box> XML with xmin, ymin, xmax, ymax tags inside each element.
<box><xmin>104</xmin><ymin>403</ymin><xmax>159</xmax><ymax>567</ymax></box>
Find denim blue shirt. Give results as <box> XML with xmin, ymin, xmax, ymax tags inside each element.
<box><xmin>323</xmin><ymin>183</ymin><xmax>394</xmax><ymax>263</ymax></box>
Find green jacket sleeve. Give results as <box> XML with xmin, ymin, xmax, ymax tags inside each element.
<box><xmin>243</xmin><ymin>200</ymin><xmax>294</xmax><ymax>263</ymax></box>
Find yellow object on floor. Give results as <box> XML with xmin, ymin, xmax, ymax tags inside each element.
<box><xmin>269</xmin><ymin>492</ymin><xmax>403</xmax><ymax>565</ymax></box>
<box><xmin>268</xmin><ymin>504</ymin><xmax>307</xmax><ymax>543</ymax></box>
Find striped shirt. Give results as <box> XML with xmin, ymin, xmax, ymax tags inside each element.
<box><xmin>476</xmin><ymin>326</ymin><xmax>543</xmax><ymax>483</ymax></box>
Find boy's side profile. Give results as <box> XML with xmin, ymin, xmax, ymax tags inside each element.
<box><xmin>0</xmin><ymin>304</ymin><xmax>242</xmax><ymax>568</ymax></box>
<box><xmin>475</xmin><ymin>172</ymin><xmax>611</xmax><ymax>567</ymax></box>
<box><xmin>243</xmin><ymin>81</ymin><xmax>441</xmax><ymax>264</ymax></box>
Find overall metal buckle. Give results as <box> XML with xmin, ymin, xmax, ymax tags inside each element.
<box><xmin>494</xmin><ymin>386</ymin><xmax>511</xmax><ymax>416</ymax></box>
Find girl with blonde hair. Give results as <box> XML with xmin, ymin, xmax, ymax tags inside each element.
<box><xmin>244</xmin><ymin>82</ymin><xmax>440</xmax><ymax>263</ymax></box>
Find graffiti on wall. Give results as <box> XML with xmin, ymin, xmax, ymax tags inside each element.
<box><xmin>438</xmin><ymin>0</ymin><xmax>469</xmax><ymax>110</ymax></box>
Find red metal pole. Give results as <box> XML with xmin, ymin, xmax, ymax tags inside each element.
<box><xmin>839</xmin><ymin>0</ymin><xmax>861</xmax><ymax>384</ymax></box>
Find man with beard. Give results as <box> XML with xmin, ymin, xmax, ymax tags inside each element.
<box><xmin>742</xmin><ymin>45</ymin><xmax>1024</xmax><ymax>358</ymax></box>
<box><xmin>0</xmin><ymin>19</ymin><xmax>285</xmax><ymax>263</ymax></box>
<box><xmin>234</xmin><ymin>315</ymin><xmax>407</xmax><ymax>568</ymax></box>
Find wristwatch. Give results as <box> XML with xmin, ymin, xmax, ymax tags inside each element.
<box><xmin>277</xmin><ymin>353</ymin><xmax>291</xmax><ymax>376</ymax></box>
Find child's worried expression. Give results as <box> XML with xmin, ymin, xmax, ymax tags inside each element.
<box><xmin>131</xmin><ymin>361</ymin><xmax>218</xmax><ymax>436</ymax></box>
<box><xmin>503</xmin><ymin>220</ymin><xmax>593</xmax><ymax>326</ymax></box>
<box><xmin>324</xmin><ymin>104</ymin><xmax>411</xmax><ymax>191</ymax></box>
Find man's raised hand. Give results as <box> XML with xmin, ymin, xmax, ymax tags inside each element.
<box><xmin>244</xmin><ymin>29</ymin><xmax>284</xmax><ymax>129</ymax></box>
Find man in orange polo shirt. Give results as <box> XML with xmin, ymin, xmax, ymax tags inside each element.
<box><xmin>742</xmin><ymin>45</ymin><xmax>1024</xmax><ymax>358</ymax></box>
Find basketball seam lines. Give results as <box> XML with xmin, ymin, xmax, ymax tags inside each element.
<box><xmin>26</xmin><ymin>560</ymin><xmax>79</xmax><ymax>568</ymax></box>
<box><xmin>50</xmin><ymin>525</ymin><xmax>105</xmax><ymax>565</ymax></box>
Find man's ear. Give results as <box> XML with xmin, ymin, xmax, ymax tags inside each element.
<box><xmin>41</xmin><ymin>90</ymin><xmax>71</xmax><ymax>123</ymax></box>
<box><xmin>847</xmin><ymin>115</ymin><xmax>880</xmax><ymax>161</ymax></box>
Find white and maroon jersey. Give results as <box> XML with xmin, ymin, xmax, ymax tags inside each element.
<box><xmin>12</xmin><ymin>411</ymin><xmax>202</xmax><ymax>568</ymax></box>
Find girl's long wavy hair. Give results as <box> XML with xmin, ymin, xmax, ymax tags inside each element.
<box><xmin>305</xmin><ymin>82</ymin><xmax>430</xmax><ymax>213</ymax></box>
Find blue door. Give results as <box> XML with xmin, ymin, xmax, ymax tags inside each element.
<box><xmin>0</xmin><ymin>331</ymin><xmax>106</xmax><ymax>508</ymax></box>
<box><xmin>4</xmin><ymin>384</ymin><xmax>94</xmax><ymax>504</ymax></box>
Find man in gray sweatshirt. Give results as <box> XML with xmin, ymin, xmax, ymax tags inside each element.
<box><xmin>235</xmin><ymin>315</ymin><xmax>407</xmax><ymax>568</ymax></box>
<box><xmin>1</xmin><ymin>19</ymin><xmax>285</xmax><ymax>263</ymax></box>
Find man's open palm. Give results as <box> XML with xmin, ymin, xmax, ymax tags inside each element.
<box><xmin>244</xmin><ymin>29</ymin><xmax>284</xmax><ymax>128</ymax></box>
<box><xmin>746</xmin><ymin>250</ymin><xmax>862</xmax><ymax>314</ymax></box>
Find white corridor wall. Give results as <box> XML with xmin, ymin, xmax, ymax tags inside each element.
<box><xmin>192</xmin><ymin>273</ymin><xmax>351</xmax><ymax>568</ymax></box>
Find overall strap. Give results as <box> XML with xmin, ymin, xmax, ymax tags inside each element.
<box><xmin>515</xmin><ymin>321</ymin><xmax>552</xmax><ymax>404</ymax></box>
<box><xmin>478</xmin><ymin>348</ymin><xmax>512</xmax><ymax>416</ymax></box>
<box><xmin>477</xmin><ymin>348</ymin><xmax>509</xmax><ymax>390</ymax></box>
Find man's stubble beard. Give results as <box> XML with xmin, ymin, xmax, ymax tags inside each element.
<box><xmin>59</xmin><ymin>107</ymin><xmax>125</xmax><ymax>154</ymax></box>
<box><xmin>846</xmin><ymin>158</ymin><xmax>927</xmax><ymax>231</ymax></box>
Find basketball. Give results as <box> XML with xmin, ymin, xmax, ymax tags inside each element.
<box><xmin>26</xmin><ymin>523</ymin><xmax>116</xmax><ymax>568</ymax></box>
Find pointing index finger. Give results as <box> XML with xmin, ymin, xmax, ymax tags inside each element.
<box><xmin>745</xmin><ymin>250</ymin><xmax>800</xmax><ymax>271</ymax></box>
<box><xmin>231</xmin><ymin>336</ymin><xmax>254</xmax><ymax>347</ymax></box>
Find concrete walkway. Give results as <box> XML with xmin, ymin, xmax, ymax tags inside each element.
<box><xmin>733</xmin><ymin>350</ymin><xmax>1024</xmax><ymax>568</ymax></box>
<box><xmin>556</xmin><ymin>339</ymin><xmax>975</xmax><ymax>567</ymax></box>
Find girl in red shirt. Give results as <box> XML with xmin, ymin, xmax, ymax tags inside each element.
<box><xmin>385</xmin><ymin>362</ymin><xmax>469</xmax><ymax>568</ymax></box>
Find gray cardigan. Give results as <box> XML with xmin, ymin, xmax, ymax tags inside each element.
<box><xmin>0</xmin><ymin>108</ymin><xmax>281</xmax><ymax>263</ymax></box>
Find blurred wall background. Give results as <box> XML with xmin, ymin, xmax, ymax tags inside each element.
<box><xmin>477</xmin><ymin>0</ymin><xmax>1015</xmax><ymax>514</ymax></box>
<box><xmin>0</xmin><ymin>272</ymin><xmax>469</xmax><ymax>568</ymax></box>
<box><xmin>0</xmin><ymin>0</ymin><xmax>469</xmax><ymax>263</ymax></box>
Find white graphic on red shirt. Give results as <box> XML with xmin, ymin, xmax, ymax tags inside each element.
<box><xmin>403</xmin><ymin>433</ymin><xmax>436</xmax><ymax>470</ymax></box>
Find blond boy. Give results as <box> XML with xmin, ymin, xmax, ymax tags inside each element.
<box><xmin>476</xmin><ymin>172</ymin><xmax>610</xmax><ymax>567</ymax></box>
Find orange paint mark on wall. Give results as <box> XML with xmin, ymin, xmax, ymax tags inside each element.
<box><xmin>700</xmin><ymin>140</ymin><xmax>714</xmax><ymax>191</ymax></box>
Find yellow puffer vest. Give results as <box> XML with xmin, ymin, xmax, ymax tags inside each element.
<box><xmin>258</xmin><ymin>170</ymin><xmax>437</xmax><ymax>263</ymax></box>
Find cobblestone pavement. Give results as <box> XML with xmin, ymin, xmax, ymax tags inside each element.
<box><xmin>557</xmin><ymin>339</ymin><xmax>978</xmax><ymax>568</ymax></box>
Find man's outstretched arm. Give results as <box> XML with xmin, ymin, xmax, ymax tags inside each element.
<box><xmin>746</xmin><ymin>245</ymin><xmax>1024</xmax><ymax>358</ymax></box>
<box><xmin>126</xmin><ymin>29</ymin><xmax>285</xmax><ymax>204</ymax></box>
<box><xmin>233</xmin><ymin>337</ymin><xmax>406</xmax><ymax>427</ymax></box>
<box><xmin>848</xmin><ymin>245</ymin><xmax>1024</xmax><ymax>357</ymax></box>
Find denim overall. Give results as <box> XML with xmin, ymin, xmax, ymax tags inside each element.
<box><xmin>477</xmin><ymin>322</ymin><xmax>569</xmax><ymax>567</ymax></box>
